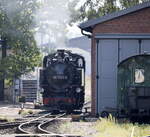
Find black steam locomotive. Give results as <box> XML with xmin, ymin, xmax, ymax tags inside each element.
<box><xmin>40</xmin><ymin>50</ymin><xmax>85</xmax><ymax>111</ymax></box>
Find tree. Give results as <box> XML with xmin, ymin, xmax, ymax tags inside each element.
<box><xmin>120</xmin><ymin>0</ymin><xmax>148</xmax><ymax>9</ymax></box>
<box><xmin>68</xmin><ymin>0</ymin><xmax>81</xmax><ymax>24</ymax></box>
<box><xmin>36</xmin><ymin>0</ymin><xmax>70</xmax><ymax>49</ymax></box>
<box><xmin>0</xmin><ymin>0</ymin><xmax>41</xmax><ymax>80</ymax></box>
<box><xmin>69</xmin><ymin>0</ymin><xmax>148</xmax><ymax>23</ymax></box>
<box><xmin>69</xmin><ymin>0</ymin><xmax>119</xmax><ymax>22</ymax></box>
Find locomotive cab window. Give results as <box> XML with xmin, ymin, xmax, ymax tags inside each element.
<box><xmin>135</xmin><ymin>69</ymin><xmax>144</xmax><ymax>84</ymax></box>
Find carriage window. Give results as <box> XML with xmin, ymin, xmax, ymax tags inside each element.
<box><xmin>135</xmin><ymin>69</ymin><xmax>144</xmax><ymax>83</ymax></box>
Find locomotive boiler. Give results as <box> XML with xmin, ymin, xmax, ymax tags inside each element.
<box><xmin>40</xmin><ymin>49</ymin><xmax>85</xmax><ymax>111</ymax></box>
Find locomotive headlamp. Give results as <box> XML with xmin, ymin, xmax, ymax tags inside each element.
<box><xmin>76</xmin><ymin>88</ymin><xmax>81</xmax><ymax>93</ymax></box>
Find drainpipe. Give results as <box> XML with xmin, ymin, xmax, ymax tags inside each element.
<box><xmin>81</xmin><ymin>29</ymin><xmax>92</xmax><ymax>38</ymax></box>
<box><xmin>81</xmin><ymin>29</ymin><xmax>98</xmax><ymax>114</ymax></box>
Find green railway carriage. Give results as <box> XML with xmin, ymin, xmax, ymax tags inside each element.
<box><xmin>118</xmin><ymin>55</ymin><xmax>150</xmax><ymax>117</ymax></box>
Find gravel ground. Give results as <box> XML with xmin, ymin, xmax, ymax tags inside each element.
<box><xmin>60</xmin><ymin>121</ymin><xmax>98</xmax><ymax>137</ymax></box>
<box><xmin>0</xmin><ymin>102</ymin><xmax>41</xmax><ymax>136</ymax></box>
<box><xmin>46</xmin><ymin>119</ymin><xmax>98</xmax><ymax>137</ymax></box>
<box><xmin>0</xmin><ymin>127</ymin><xmax>17</xmax><ymax>135</ymax></box>
<box><xmin>0</xmin><ymin>104</ymin><xmax>21</xmax><ymax>119</ymax></box>
<box><xmin>0</xmin><ymin>102</ymin><xmax>42</xmax><ymax>119</ymax></box>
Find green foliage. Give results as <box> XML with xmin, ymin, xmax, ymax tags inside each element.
<box><xmin>68</xmin><ymin>0</ymin><xmax>81</xmax><ymax>24</ymax></box>
<box><xmin>18</xmin><ymin>109</ymin><xmax>33</xmax><ymax>115</ymax></box>
<box><xmin>0</xmin><ymin>115</ymin><xmax>14</xmax><ymax>122</ymax></box>
<box><xmin>27</xmin><ymin>110</ymin><xmax>33</xmax><ymax>114</ymax></box>
<box><xmin>0</xmin><ymin>0</ymin><xmax>41</xmax><ymax>80</ymax></box>
<box><xmin>69</xmin><ymin>0</ymin><xmax>119</xmax><ymax>22</ymax></box>
<box><xmin>69</xmin><ymin>0</ymin><xmax>148</xmax><ymax>23</ymax></box>
<box><xmin>120</xmin><ymin>0</ymin><xmax>148</xmax><ymax>9</ymax></box>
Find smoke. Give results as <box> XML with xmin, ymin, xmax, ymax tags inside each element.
<box><xmin>35</xmin><ymin>0</ymin><xmax>71</xmax><ymax>49</ymax></box>
<box><xmin>35</xmin><ymin>0</ymin><xmax>91</xmax><ymax>76</ymax></box>
<box><xmin>0</xmin><ymin>0</ymin><xmax>18</xmax><ymax>19</ymax></box>
<box><xmin>0</xmin><ymin>0</ymin><xmax>19</xmax><ymax>36</ymax></box>
<box><xmin>0</xmin><ymin>0</ymin><xmax>38</xmax><ymax>38</ymax></box>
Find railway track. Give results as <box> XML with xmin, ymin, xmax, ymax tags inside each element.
<box><xmin>0</xmin><ymin>103</ymin><xmax>91</xmax><ymax>136</ymax></box>
<box><xmin>38</xmin><ymin>113</ymin><xmax>68</xmax><ymax>136</ymax></box>
<box><xmin>38</xmin><ymin>113</ymin><xmax>82</xmax><ymax>137</ymax></box>
<box><xmin>18</xmin><ymin>112</ymin><xmax>52</xmax><ymax>134</ymax></box>
<box><xmin>17</xmin><ymin>112</ymin><xmax>82</xmax><ymax>137</ymax></box>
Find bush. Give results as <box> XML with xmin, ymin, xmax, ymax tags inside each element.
<box><xmin>28</xmin><ymin>110</ymin><xmax>33</xmax><ymax>114</ymax></box>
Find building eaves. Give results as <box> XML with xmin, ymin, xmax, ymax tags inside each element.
<box><xmin>79</xmin><ymin>1</ymin><xmax>150</xmax><ymax>32</ymax></box>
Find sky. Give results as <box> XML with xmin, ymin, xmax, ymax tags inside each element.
<box><xmin>67</xmin><ymin>24</ymin><xmax>82</xmax><ymax>38</ymax></box>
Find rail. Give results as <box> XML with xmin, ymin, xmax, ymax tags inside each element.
<box><xmin>38</xmin><ymin>113</ymin><xmax>82</xmax><ymax>137</ymax></box>
<box><xmin>18</xmin><ymin>112</ymin><xmax>52</xmax><ymax>134</ymax></box>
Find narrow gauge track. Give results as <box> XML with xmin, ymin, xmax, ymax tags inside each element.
<box><xmin>18</xmin><ymin>112</ymin><xmax>52</xmax><ymax>134</ymax></box>
<box><xmin>0</xmin><ymin>121</ymin><xmax>21</xmax><ymax>135</ymax></box>
<box><xmin>0</xmin><ymin>121</ymin><xmax>23</xmax><ymax>128</ymax></box>
<box><xmin>38</xmin><ymin>113</ymin><xmax>65</xmax><ymax>136</ymax></box>
<box><xmin>0</xmin><ymin>102</ymin><xmax>90</xmax><ymax>136</ymax></box>
<box><xmin>38</xmin><ymin>113</ymin><xmax>82</xmax><ymax>137</ymax></box>
<box><xmin>18</xmin><ymin>112</ymin><xmax>81</xmax><ymax>137</ymax></box>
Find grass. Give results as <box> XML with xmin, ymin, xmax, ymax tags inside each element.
<box><xmin>0</xmin><ymin>115</ymin><xmax>15</xmax><ymax>122</ymax></box>
<box><xmin>95</xmin><ymin>115</ymin><xmax>150</xmax><ymax>137</ymax></box>
<box><xmin>40</xmin><ymin>114</ymin><xmax>150</xmax><ymax>137</ymax></box>
<box><xmin>59</xmin><ymin>121</ymin><xmax>89</xmax><ymax>136</ymax></box>
<box><xmin>18</xmin><ymin>109</ymin><xmax>33</xmax><ymax>115</ymax></box>
<box><xmin>28</xmin><ymin>110</ymin><xmax>34</xmax><ymax>114</ymax></box>
<box><xmin>57</xmin><ymin>120</ymin><xmax>97</xmax><ymax>136</ymax></box>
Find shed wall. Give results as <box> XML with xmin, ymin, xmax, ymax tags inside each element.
<box><xmin>93</xmin><ymin>8</ymin><xmax>150</xmax><ymax>34</ymax></box>
<box><xmin>90</xmin><ymin>7</ymin><xmax>150</xmax><ymax>115</ymax></box>
<box><xmin>95</xmin><ymin>39</ymin><xmax>150</xmax><ymax>114</ymax></box>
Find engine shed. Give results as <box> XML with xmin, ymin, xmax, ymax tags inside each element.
<box><xmin>79</xmin><ymin>1</ymin><xmax>150</xmax><ymax>116</ymax></box>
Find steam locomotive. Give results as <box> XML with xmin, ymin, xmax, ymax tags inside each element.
<box><xmin>40</xmin><ymin>49</ymin><xmax>85</xmax><ymax>111</ymax></box>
